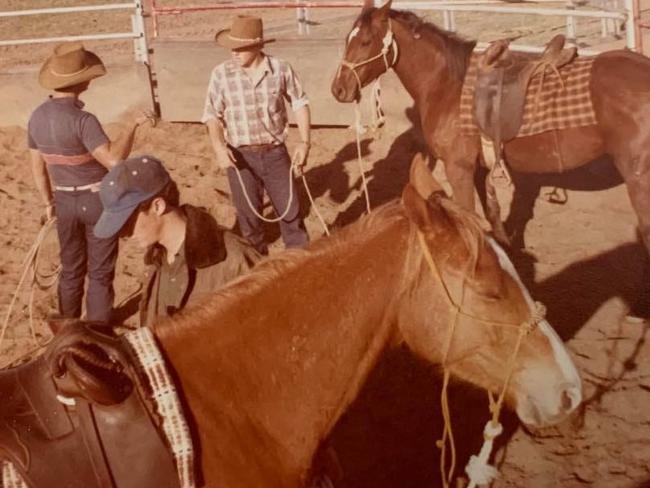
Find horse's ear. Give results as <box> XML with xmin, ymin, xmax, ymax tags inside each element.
<box><xmin>362</xmin><ymin>0</ymin><xmax>374</xmax><ymax>11</ymax></box>
<box><xmin>403</xmin><ymin>183</ymin><xmax>456</xmax><ymax>240</ymax></box>
<box><xmin>402</xmin><ymin>184</ymin><xmax>432</xmax><ymax>231</ymax></box>
<box><xmin>377</xmin><ymin>0</ymin><xmax>392</xmax><ymax>19</ymax></box>
<box><xmin>409</xmin><ymin>153</ymin><xmax>444</xmax><ymax>200</ymax></box>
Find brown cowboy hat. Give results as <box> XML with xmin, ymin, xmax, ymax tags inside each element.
<box><xmin>215</xmin><ymin>15</ymin><xmax>275</xmax><ymax>50</ymax></box>
<box><xmin>39</xmin><ymin>41</ymin><xmax>106</xmax><ymax>90</ymax></box>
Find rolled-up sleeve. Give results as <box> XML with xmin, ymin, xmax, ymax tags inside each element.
<box><xmin>283</xmin><ymin>63</ymin><xmax>309</xmax><ymax>112</ymax></box>
<box><xmin>201</xmin><ymin>68</ymin><xmax>226</xmax><ymax>123</ymax></box>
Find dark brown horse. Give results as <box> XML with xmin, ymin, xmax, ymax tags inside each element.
<box><xmin>331</xmin><ymin>1</ymin><xmax>650</xmax><ymax>267</ymax></box>
<box><xmin>152</xmin><ymin>156</ymin><xmax>581</xmax><ymax>487</ymax></box>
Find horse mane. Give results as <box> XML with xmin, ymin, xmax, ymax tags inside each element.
<box><xmin>355</xmin><ymin>8</ymin><xmax>473</xmax><ymax>83</ymax></box>
<box><xmin>155</xmin><ymin>201</ymin><xmax>408</xmax><ymax>340</ymax></box>
<box><xmin>155</xmin><ymin>194</ymin><xmax>488</xmax><ymax>341</ymax></box>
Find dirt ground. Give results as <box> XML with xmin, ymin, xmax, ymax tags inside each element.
<box><xmin>1</xmin><ymin>1</ymin><xmax>650</xmax><ymax>487</ymax></box>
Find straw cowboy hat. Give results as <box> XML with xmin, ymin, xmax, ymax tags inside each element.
<box><xmin>39</xmin><ymin>41</ymin><xmax>106</xmax><ymax>90</ymax></box>
<box><xmin>215</xmin><ymin>15</ymin><xmax>275</xmax><ymax>50</ymax></box>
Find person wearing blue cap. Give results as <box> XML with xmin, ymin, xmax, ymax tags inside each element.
<box><xmin>94</xmin><ymin>155</ymin><xmax>261</xmax><ymax>327</ymax></box>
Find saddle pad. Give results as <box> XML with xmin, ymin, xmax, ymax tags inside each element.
<box><xmin>1</xmin><ymin>461</ymin><xmax>26</xmax><ymax>488</ymax></box>
<box><xmin>1</xmin><ymin>328</ymin><xmax>195</xmax><ymax>488</ymax></box>
<box><xmin>459</xmin><ymin>53</ymin><xmax>597</xmax><ymax>137</ymax></box>
<box><xmin>123</xmin><ymin>327</ymin><xmax>195</xmax><ymax>488</ymax></box>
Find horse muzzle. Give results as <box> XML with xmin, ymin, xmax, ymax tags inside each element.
<box><xmin>515</xmin><ymin>380</ymin><xmax>582</xmax><ymax>427</ymax></box>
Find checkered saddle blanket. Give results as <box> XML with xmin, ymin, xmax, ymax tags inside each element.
<box><xmin>459</xmin><ymin>52</ymin><xmax>597</xmax><ymax>138</ymax></box>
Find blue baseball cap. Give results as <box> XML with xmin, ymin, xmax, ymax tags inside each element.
<box><xmin>94</xmin><ymin>155</ymin><xmax>171</xmax><ymax>239</ymax></box>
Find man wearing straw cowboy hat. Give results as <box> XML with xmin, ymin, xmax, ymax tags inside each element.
<box><xmin>202</xmin><ymin>15</ymin><xmax>311</xmax><ymax>255</ymax></box>
<box><xmin>28</xmin><ymin>41</ymin><xmax>153</xmax><ymax>323</ymax></box>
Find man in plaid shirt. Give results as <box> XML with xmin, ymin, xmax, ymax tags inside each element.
<box><xmin>202</xmin><ymin>15</ymin><xmax>311</xmax><ymax>255</ymax></box>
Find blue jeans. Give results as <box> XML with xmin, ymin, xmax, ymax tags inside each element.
<box><xmin>54</xmin><ymin>190</ymin><xmax>118</xmax><ymax>323</ymax></box>
<box><xmin>227</xmin><ymin>144</ymin><xmax>309</xmax><ymax>254</ymax></box>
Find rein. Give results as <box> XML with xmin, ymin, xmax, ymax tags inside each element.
<box><xmin>416</xmin><ymin>230</ymin><xmax>546</xmax><ymax>488</ymax></box>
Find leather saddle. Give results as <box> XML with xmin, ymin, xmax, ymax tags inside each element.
<box><xmin>0</xmin><ymin>322</ymin><xmax>180</xmax><ymax>488</ymax></box>
<box><xmin>473</xmin><ymin>34</ymin><xmax>577</xmax><ymax>148</ymax></box>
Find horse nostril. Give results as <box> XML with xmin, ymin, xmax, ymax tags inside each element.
<box><xmin>335</xmin><ymin>86</ymin><xmax>347</xmax><ymax>101</ymax></box>
<box><xmin>561</xmin><ymin>385</ymin><xmax>581</xmax><ymax>412</ymax></box>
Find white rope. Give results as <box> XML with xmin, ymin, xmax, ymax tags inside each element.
<box><xmin>0</xmin><ymin>217</ymin><xmax>59</xmax><ymax>356</ymax></box>
<box><xmin>465</xmin><ymin>420</ymin><xmax>503</xmax><ymax>488</ymax></box>
<box><xmin>301</xmin><ymin>174</ymin><xmax>330</xmax><ymax>237</ymax></box>
<box><xmin>232</xmin><ymin>162</ymin><xmax>297</xmax><ymax>223</ymax></box>
<box><xmin>232</xmin><ymin>161</ymin><xmax>330</xmax><ymax>236</ymax></box>
<box><xmin>353</xmin><ymin>102</ymin><xmax>373</xmax><ymax>215</ymax></box>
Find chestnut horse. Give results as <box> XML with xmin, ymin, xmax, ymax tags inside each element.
<box><xmin>153</xmin><ymin>156</ymin><xmax>582</xmax><ymax>487</ymax></box>
<box><xmin>331</xmin><ymin>1</ymin><xmax>650</xmax><ymax>264</ymax></box>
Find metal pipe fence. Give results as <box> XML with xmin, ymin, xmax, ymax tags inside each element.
<box><xmin>148</xmin><ymin>0</ymin><xmax>634</xmax><ymax>52</ymax></box>
<box><xmin>0</xmin><ymin>1</ymin><xmax>149</xmax><ymax>63</ymax></box>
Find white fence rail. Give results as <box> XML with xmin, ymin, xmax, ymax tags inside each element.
<box><xmin>0</xmin><ymin>1</ymin><xmax>149</xmax><ymax>63</ymax></box>
<box><xmin>148</xmin><ymin>0</ymin><xmax>635</xmax><ymax>53</ymax></box>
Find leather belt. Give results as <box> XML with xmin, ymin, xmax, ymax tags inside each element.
<box><xmin>238</xmin><ymin>143</ymin><xmax>281</xmax><ymax>153</ymax></box>
<box><xmin>54</xmin><ymin>181</ymin><xmax>101</xmax><ymax>192</ymax></box>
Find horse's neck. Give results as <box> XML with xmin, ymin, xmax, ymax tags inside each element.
<box><xmin>391</xmin><ymin>19</ymin><xmax>468</xmax><ymax>105</ymax></box>
<box><xmin>158</xmin><ymin>209</ymin><xmax>411</xmax><ymax>483</ymax></box>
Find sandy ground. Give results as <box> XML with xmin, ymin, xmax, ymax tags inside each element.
<box><xmin>2</xmin><ymin>1</ymin><xmax>650</xmax><ymax>487</ymax></box>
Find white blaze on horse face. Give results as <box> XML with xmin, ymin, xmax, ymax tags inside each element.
<box><xmin>347</xmin><ymin>26</ymin><xmax>361</xmax><ymax>45</ymax></box>
<box><xmin>486</xmin><ymin>238</ymin><xmax>582</xmax><ymax>424</ymax></box>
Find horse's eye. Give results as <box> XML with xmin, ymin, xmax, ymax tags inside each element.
<box><xmin>361</xmin><ymin>40</ymin><xmax>372</xmax><ymax>47</ymax></box>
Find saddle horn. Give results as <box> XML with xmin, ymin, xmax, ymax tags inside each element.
<box><xmin>48</xmin><ymin>324</ymin><xmax>134</xmax><ymax>406</ymax></box>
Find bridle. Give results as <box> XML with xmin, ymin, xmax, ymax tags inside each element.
<box><xmin>415</xmin><ymin>222</ymin><xmax>546</xmax><ymax>488</ymax></box>
<box><xmin>335</xmin><ymin>19</ymin><xmax>399</xmax><ymax>93</ymax></box>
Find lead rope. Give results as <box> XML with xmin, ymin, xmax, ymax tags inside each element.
<box><xmin>416</xmin><ymin>231</ymin><xmax>545</xmax><ymax>487</ymax></box>
<box><xmin>232</xmin><ymin>163</ymin><xmax>330</xmax><ymax>236</ymax></box>
<box><xmin>337</xmin><ymin>20</ymin><xmax>398</xmax><ymax>215</ymax></box>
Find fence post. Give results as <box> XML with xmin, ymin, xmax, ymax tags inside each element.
<box><xmin>565</xmin><ymin>4</ymin><xmax>577</xmax><ymax>43</ymax></box>
<box><xmin>132</xmin><ymin>0</ymin><xmax>149</xmax><ymax>63</ymax></box>
<box><xmin>624</xmin><ymin>0</ymin><xmax>639</xmax><ymax>51</ymax></box>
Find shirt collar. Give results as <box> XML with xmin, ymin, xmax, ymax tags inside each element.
<box><xmin>48</xmin><ymin>96</ymin><xmax>85</xmax><ymax>109</ymax></box>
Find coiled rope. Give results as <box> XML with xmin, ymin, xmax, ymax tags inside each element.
<box><xmin>232</xmin><ymin>160</ymin><xmax>331</xmax><ymax>236</ymax></box>
<box><xmin>0</xmin><ymin>217</ymin><xmax>60</xmax><ymax>358</ymax></box>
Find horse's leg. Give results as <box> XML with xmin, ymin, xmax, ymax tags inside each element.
<box><xmin>484</xmin><ymin>175</ymin><xmax>511</xmax><ymax>246</ymax></box>
<box><xmin>504</xmin><ymin>171</ymin><xmax>542</xmax><ymax>251</ymax></box>
<box><xmin>614</xmin><ymin>154</ymin><xmax>650</xmax><ymax>319</ymax></box>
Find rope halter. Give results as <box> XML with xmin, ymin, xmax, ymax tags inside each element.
<box><xmin>336</xmin><ymin>19</ymin><xmax>399</xmax><ymax>94</ymax></box>
<box><xmin>415</xmin><ymin>230</ymin><xmax>547</xmax><ymax>488</ymax></box>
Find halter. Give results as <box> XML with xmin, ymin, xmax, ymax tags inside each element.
<box><xmin>334</xmin><ymin>20</ymin><xmax>399</xmax><ymax>216</ymax></box>
<box><xmin>335</xmin><ymin>19</ymin><xmax>399</xmax><ymax>92</ymax></box>
<box><xmin>416</xmin><ymin>229</ymin><xmax>546</xmax><ymax>488</ymax></box>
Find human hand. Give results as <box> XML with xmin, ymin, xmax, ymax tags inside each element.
<box><xmin>215</xmin><ymin>146</ymin><xmax>236</xmax><ymax>170</ymax></box>
<box><xmin>41</xmin><ymin>202</ymin><xmax>55</xmax><ymax>225</ymax></box>
<box><xmin>292</xmin><ymin>141</ymin><xmax>310</xmax><ymax>171</ymax></box>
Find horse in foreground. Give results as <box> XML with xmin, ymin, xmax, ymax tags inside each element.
<box><xmin>0</xmin><ymin>157</ymin><xmax>582</xmax><ymax>487</ymax></box>
<box><xmin>331</xmin><ymin>1</ymin><xmax>650</xmax><ymax>267</ymax></box>
<box><xmin>152</xmin><ymin>155</ymin><xmax>582</xmax><ymax>486</ymax></box>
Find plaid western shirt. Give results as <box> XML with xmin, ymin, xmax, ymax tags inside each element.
<box><xmin>201</xmin><ymin>54</ymin><xmax>309</xmax><ymax>147</ymax></box>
